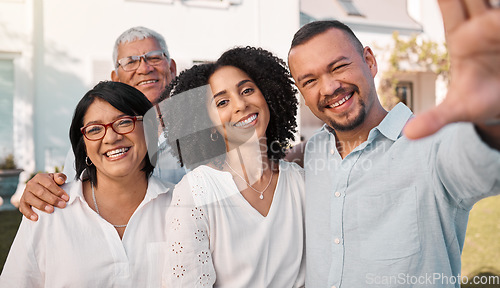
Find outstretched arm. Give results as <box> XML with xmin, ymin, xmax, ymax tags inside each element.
<box><xmin>19</xmin><ymin>173</ymin><xmax>69</xmax><ymax>221</ymax></box>
<box><xmin>404</xmin><ymin>0</ymin><xmax>500</xmax><ymax>149</ymax></box>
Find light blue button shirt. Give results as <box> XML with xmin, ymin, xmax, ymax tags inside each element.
<box><xmin>304</xmin><ymin>103</ymin><xmax>500</xmax><ymax>288</ymax></box>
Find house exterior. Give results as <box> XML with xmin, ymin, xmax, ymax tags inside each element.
<box><xmin>0</xmin><ymin>0</ymin><xmax>445</xmax><ymax>204</ymax></box>
<box><xmin>0</xmin><ymin>0</ymin><xmax>300</xmax><ymax>202</ymax></box>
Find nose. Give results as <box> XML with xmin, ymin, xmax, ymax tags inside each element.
<box><xmin>102</xmin><ymin>126</ymin><xmax>123</xmax><ymax>144</ymax></box>
<box><xmin>319</xmin><ymin>75</ymin><xmax>340</xmax><ymax>97</ymax></box>
<box><xmin>233</xmin><ymin>93</ymin><xmax>248</xmax><ymax>112</ymax></box>
<box><xmin>135</xmin><ymin>56</ymin><xmax>154</xmax><ymax>74</ymax></box>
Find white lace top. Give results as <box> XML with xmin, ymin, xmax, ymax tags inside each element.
<box><xmin>163</xmin><ymin>160</ymin><xmax>305</xmax><ymax>287</ymax></box>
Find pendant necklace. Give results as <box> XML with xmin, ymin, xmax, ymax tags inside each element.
<box><xmin>225</xmin><ymin>161</ymin><xmax>273</xmax><ymax>200</ymax></box>
<box><xmin>91</xmin><ymin>183</ymin><xmax>127</xmax><ymax>228</ymax></box>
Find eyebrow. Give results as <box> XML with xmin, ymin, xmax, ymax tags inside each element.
<box><xmin>296</xmin><ymin>56</ymin><xmax>348</xmax><ymax>83</ymax></box>
<box><xmin>213</xmin><ymin>90</ymin><xmax>227</xmax><ymax>99</ymax></box>
<box><xmin>237</xmin><ymin>79</ymin><xmax>252</xmax><ymax>87</ymax></box>
<box><xmin>84</xmin><ymin>113</ymin><xmax>129</xmax><ymax>126</ymax></box>
<box><xmin>212</xmin><ymin>79</ymin><xmax>253</xmax><ymax>99</ymax></box>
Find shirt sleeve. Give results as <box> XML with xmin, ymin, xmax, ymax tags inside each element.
<box><xmin>163</xmin><ymin>174</ymin><xmax>216</xmax><ymax>287</ymax></box>
<box><xmin>436</xmin><ymin>123</ymin><xmax>500</xmax><ymax>210</ymax></box>
<box><xmin>62</xmin><ymin>148</ymin><xmax>76</xmax><ymax>182</ymax></box>
<box><xmin>0</xmin><ymin>218</ymin><xmax>44</xmax><ymax>288</ymax></box>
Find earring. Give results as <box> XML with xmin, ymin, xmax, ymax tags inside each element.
<box><xmin>85</xmin><ymin>156</ymin><xmax>93</xmax><ymax>166</ymax></box>
<box><xmin>210</xmin><ymin>131</ymin><xmax>219</xmax><ymax>142</ymax></box>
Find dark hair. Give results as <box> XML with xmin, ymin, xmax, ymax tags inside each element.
<box><xmin>159</xmin><ymin>46</ymin><xmax>298</xmax><ymax>169</ymax></box>
<box><xmin>159</xmin><ymin>63</ymin><xmax>224</xmax><ymax>169</ymax></box>
<box><xmin>69</xmin><ymin>81</ymin><xmax>154</xmax><ymax>186</ymax></box>
<box><xmin>290</xmin><ymin>20</ymin><xmax>364</xmax><ymax>55</ymax></box>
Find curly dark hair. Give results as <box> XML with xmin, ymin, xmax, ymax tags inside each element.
<box><xmin>69</xmin><ymin>81</ymin><xmax>154</xmax><ymax>186</ymax></box>
<box><xmin>159</xmin><ymin>46</ymin><xmax>298</xmax><ymax>169</ymax></box>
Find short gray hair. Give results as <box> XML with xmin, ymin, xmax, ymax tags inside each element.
<box><xmin>112</xmin><ymin>26</ymin><xmax>171</xmax><ymax>69</ymax></box>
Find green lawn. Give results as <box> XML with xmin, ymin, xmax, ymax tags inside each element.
<box><xmin>0</xmin><ymin>209</ymin><xmax>23</xmax><ymax>273</ymax></box>
<box><xmin>0</xmin><ymin>196</ymin><xmax>499</xmax><ymax>285</ymax></box>
<box><xmin>461</xmin><ymin>195</ymin><xmax>500</xmax><ymax>287</ymax></box>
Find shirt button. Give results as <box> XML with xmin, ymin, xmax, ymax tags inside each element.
<box><xmin>334</xmin><ymin>238</ymin><xmax>340</xmax><ymax>244</ymax></box>
<box><xmin>330</xmin><ymin>148</ymin><xmax>335</xmax><ymax>155</ymax></box>
<box><xmin>334</xmin><ymin>191</ymin><xmax>341</xmax><ymax>197</ymax></box>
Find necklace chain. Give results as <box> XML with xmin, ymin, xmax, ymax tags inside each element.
<box><xmin>91</xmin><ymin>183</ymin><xmax>127</xmax><ymax>228</ymax></box>
<box><xmin>225</xmin><ymin>161</ymin><xmax>273</xmax><ymax>200</ymax></box>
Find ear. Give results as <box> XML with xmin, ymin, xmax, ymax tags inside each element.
<box><xmin>363</xmin><ymin>46</ymin><xmax>378</xmax><ymax>77</ymax></box>
<box><xmin>169</xmin><ymin>58</ymin><xmax>177</xmax><ymax>79</ymax></box>
<box><xmin>111</xmin><ymin>70</ymin><xmax>119</xmax><ymax>81</ymax></box>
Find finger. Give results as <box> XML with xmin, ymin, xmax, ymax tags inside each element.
<box><xmin>464</xmin><ymin>0</ymin><xmax>490</xmax><ymax>16</ymax></box>
<box><xmin>30</xmin><ymin>183</ymin><xmax>68</xmax><ymax>209</ymax></box>
<box><xmin>403</xmin><ymin>109</ymin><xmax>447</xmax><ymax>140</ymax></box>
<box><xmin>438</xmin><ymin>0</ymin><xmax>467</xmax><ymax>35</ymax></box>
<box><xmin>21</xmin><ymin>189</ymin><xmax>56</xmax><ymax>213</ymax></box>
<box><xmin>54</xmin><ymin>172</ymin><xmax>67</xmax><ymax>185</ymax></box>
<box><xmin>26</xmin><ymin>179</ymin><xmax>67</xmax><ymax>208</ymax></box>
<box><xmin>36</xmin><ymin>175</ymin><xmax>69</xmax><ymax>203</ymax></box>
<box><xmin>403</xmin><ymin>99</ymin><xmax>464</xmax><ymax>140</ymax></box>
<box><xmin>19</xmin><ymin>201</ymin><xmax>39</xmax><ymax>221</ymax></box>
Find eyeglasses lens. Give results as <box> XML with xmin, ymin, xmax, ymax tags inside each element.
<box><xmin>118</xmin><ymin>51</ymin><xmax>165</xmax><ymax>71</ymax></box>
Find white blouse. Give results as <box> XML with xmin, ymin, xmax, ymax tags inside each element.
<box><xmin>0</xmin><ymin>176</ymin><xmax>172</xmax><ymax>288</ymax></box>
<box><xmin>164</xmin><ymin>160</ymin><xmax>306</xmax><ymax>287</ymax></box>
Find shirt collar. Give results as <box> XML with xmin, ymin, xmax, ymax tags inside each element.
<box><xmin>374</xmin><ymin>102</ymin><xmax>413</xmax><ymax>141</ymax></box>
<box><xmin>66</xmin><ymin>175</ymin><xmax>172</xmax><ymax>206</ymax></box>
<box><xmin>319</xmin><ymin>102</ymin><xmax>413</xmax><ymax>142</ymax></box>
<box><xmin>66</xmin><ymin>181</ymin><xmax>84</xmax><ymax>205</ymax></box>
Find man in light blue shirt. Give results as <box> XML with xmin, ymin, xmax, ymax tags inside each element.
<box><xmin>288</xmin><ymin>1</ymin><xmax>500</xmax><ymax>287</ymax></box>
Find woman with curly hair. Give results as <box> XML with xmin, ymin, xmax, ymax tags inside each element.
<box><xmin>159</xmin><ymin>46</ymin><xmax>305</xmax><ymax>287</ymax></box>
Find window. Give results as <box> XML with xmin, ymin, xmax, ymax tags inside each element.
<box><xmin>338</xmin><ymin>0</ymin><xmax>364</xmax><ymax>17</ymax></box>
<box><xmin>396</xmin><ymin>81</ymin><xmax>413</xmax><ymax>109</ymax></box>
<box><xmin>0</xmin><ymin>59</ymin><xmax>14</xmax><ymax>157</ymax></box>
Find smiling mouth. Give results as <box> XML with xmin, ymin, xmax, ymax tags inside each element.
<box><xmin>105</xmin><ymin>147</ymin><xmax>130</xmax><ymax>158</ymax></box>
<box><xmin>234</xmin><ymin>114</ymin><xmax>257</xmax><ymax>127</ymax></box>
<box><xmin>327</xmin><ymin>93</ymin><xmax>353</xmax><ymax>108</ymax></box>
<box><xmin>137</xmin><ymin>80</ymin><xmax>158</xmax><ymax>86</ymax></box>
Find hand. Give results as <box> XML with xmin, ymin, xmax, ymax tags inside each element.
<box><xmin>404</xmin><ymin>0</ymin><xmax>500</xmax><ymax>139</ymax></box>
<box><xmin>284</xmin><ymin>141</ymin><xmax>306</xmax><ymax>168</ymax></box>
<box><xmin>19</xmin><ymin>173</ymin><xmax>69</xmax><ymax>221</ymax></box>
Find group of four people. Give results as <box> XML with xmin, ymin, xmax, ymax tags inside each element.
<box><xmin>2</xmin><ymin>0</ymin><xmax>500</xmax><ymax>287</ymax></box>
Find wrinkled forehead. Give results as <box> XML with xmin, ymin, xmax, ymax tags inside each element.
<box><xmin>117</xmin><ymin>37</ymin><xmax>161</xmax><ymax>57</ymax></box>
<box><xmin>288</xmin><ymin>29</ymin><xmax>355</xmax><ymax>75</ymax></box>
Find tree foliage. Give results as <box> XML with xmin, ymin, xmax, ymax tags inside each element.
<box><xmin>378</xmin><ymin>31</ymin><xmax>450</xmax><ymax>110</ymax></box>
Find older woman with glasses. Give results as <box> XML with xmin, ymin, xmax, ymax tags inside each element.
<box><xmin>0</xmin><ymin>81</ymin><xmax>172</xmax><ymax>287</ymax></box>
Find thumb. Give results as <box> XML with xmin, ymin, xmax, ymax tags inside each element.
<box><xmin>54</xmin><ymin>173</ymin><xmax>67</xmax><ymax>185</ymax></box>
<box><xmin>403</xmin><ymin>99</ymin><xmax>462</xmax><ymax>140</ymax></box>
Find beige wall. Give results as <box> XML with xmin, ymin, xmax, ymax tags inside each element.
<box><xmin>396</xmin><ymin>71</ymin><xmax>437</xmax><ymax>115</ymax></box>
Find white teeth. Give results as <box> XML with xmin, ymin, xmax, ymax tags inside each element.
<box><xmin>138</xmin><ymin>80</ymin><xmax>157</xmax><ymax>86</ymax></box>
<box><xmin>328</xmin><ymin>93</ymin><xmax>352</xmax><ymax>108</ymax></box>
<box><xmin>106</xmin><ymin>147</ymin><xmax>130</xmax><ymax>158</ymax></box>
<box><xmin>234</xmin><ymin>114</ymin><xmax>257</xmax><ymax>127</ymax></box>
